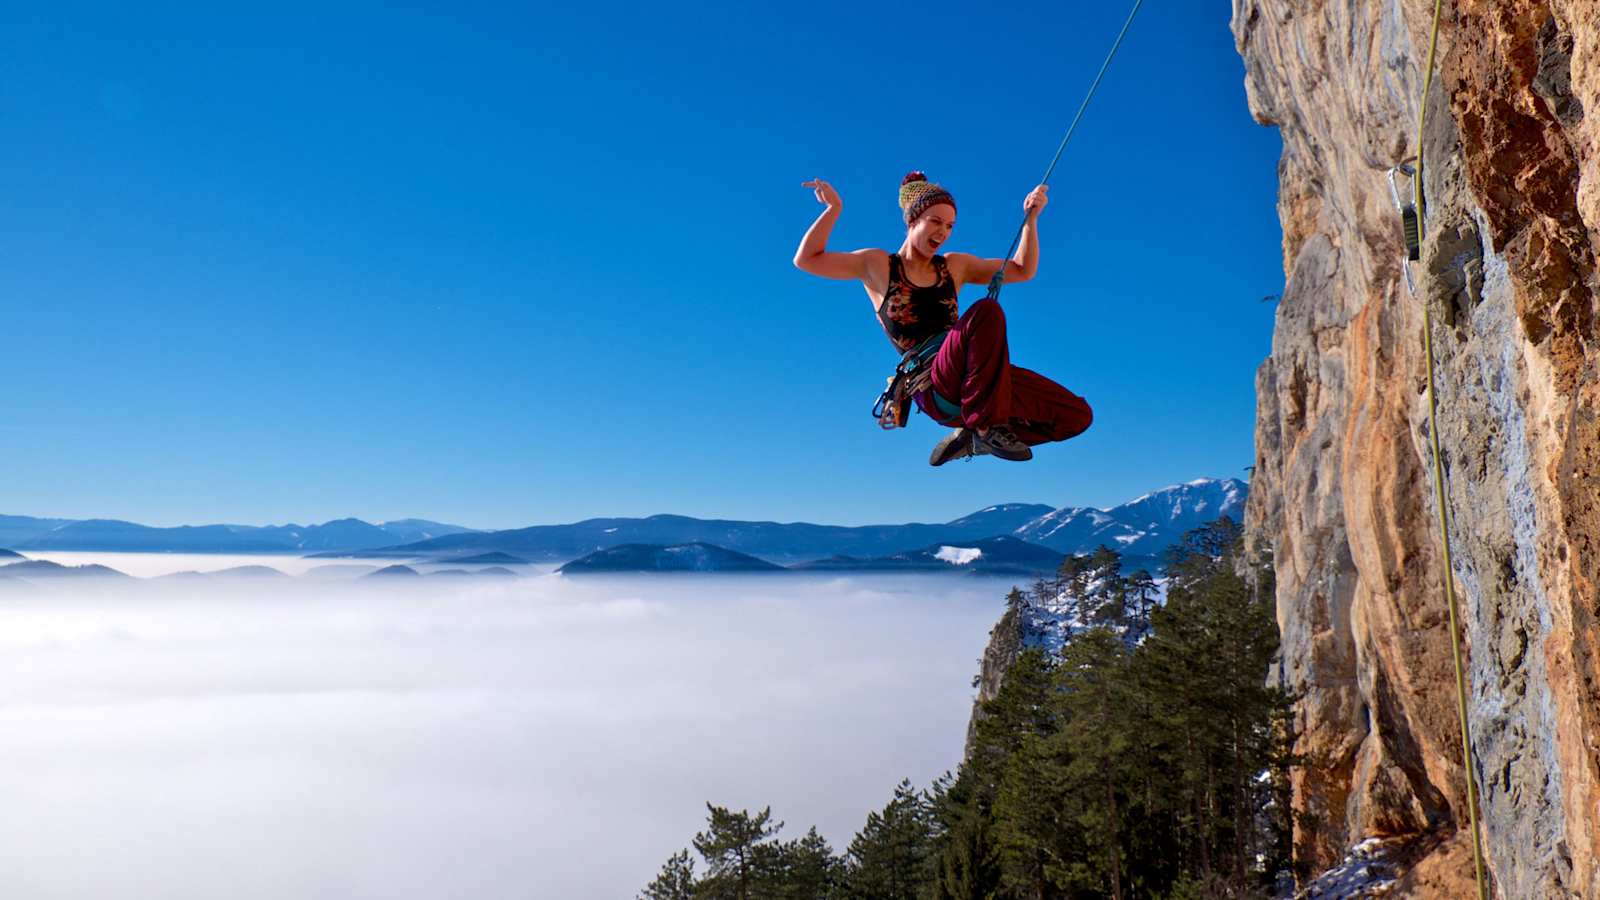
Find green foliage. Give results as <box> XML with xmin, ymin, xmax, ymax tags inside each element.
<box><xmin>1124</xmin><ymin>569</ymin><xmax>1159</xmax><ymax>639</ymax></box>
<box><xmin>1139</xmin><ymin>533</ymin><xmax>1293</xmax><ymax>891</ymax></box>
<box><xmin>927</xmin><ymin>516</ymin><xmax>1296</xmax><ymax>899</ymax></box>
<box><xmin>640</xmin><ymin>517</ymin><xmax>1298</xmax><ymax>900</ymax></box>
<box><xmin>1084</xmin><ymin>545</ymin><xmax>1127</xmax><ymax>626</ymax></box>
<box><xmin>763</xmin><ymin>827</ymin><xmax>844</xmax><ymax>899</ymax></box>
<box><xmin>692</xmin><ymin>805</ymin><xmax>783</xmax><ymax>900</ymax></box>
<box><xmin>640</xmin><ymin>849</ymin><xmax>695</xmax><ymax>900</ymax></box>
<box><xmin>842</xmin><ymin>779</ymin><xmax>937</xmax><ymax>899</ymax></box>
<box><xmin>926</xmin><ymin>770</ymin><xmax>1001</xmax><ymax>900</ymax></box>
<box><xmin>1162</xmin><ymin>872</ymin><xmax>1247</xmax><ymax>900</ymax></box>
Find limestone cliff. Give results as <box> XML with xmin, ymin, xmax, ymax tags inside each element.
<box><xmin>964</xmin><ymin>595</ymin><xmax>1026</xmax><ymax>762</ymax></box>
<box><xmin>1233</xmin><ymin>1</ymin><xmax>1600</xmax><ymax>896</ymax></box>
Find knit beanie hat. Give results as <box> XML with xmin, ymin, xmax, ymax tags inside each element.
<box><xmin>898</xmin><ymin>171</ymin><xmax>956</xmax><ymax>224</ymax></box>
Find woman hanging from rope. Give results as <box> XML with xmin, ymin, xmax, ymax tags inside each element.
<box><xmin>793</xmin><ymin>172</ymin><xmax>1093</xmax><ymax>465</ymax></box>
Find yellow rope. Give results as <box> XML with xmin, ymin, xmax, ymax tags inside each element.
<box><xmin>1410</xmin><ymin>1</ymin><xmax>1490</xmax><ymax>896</ymax></box>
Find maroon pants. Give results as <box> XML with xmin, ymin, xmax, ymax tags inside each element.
<box><xmin>913</xmin><ymin>297</ymin><xmax>1093</xmax><ymax>446</ymax></box>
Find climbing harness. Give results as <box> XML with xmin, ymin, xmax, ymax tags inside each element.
<box><xmin>1397</xmin><ymin>2</ymin><xmax>1491</xmax><ymax>897</ymax></box>
<box><xmin>872</xmin><ymin>0</ymin><xmax>1145</xmax><ymax>428</ymax></box>
<box><xmin>872</xmin><ymin>330</ymin><xmax>952</xmax><ymax>429</ymax></box>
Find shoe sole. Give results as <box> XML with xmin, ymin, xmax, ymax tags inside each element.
<box><xmin>929</xmin><ymin>430</ymin><xmax>973</xmax><ymax>466</ymax></box>
<box><xmin>988</xmin><ymin>446</ymin><xmax>1034</xmax><ymax>462</ymax></box>
<box><xmin>977</xmin><ymin>434</ymin><xmax>1034</xmax><ymax>462</ymax></box>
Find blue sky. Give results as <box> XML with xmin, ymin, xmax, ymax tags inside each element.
<box><xmin>1</xmin><ymin>2</ymin><xmax>1283</xmax><ymax>530</ymax></box>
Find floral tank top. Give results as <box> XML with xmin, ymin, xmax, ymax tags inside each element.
<box><xmin>877</xmin><ymin>253</ymin><xmax>958</xmax><ymax>353</ymax></box>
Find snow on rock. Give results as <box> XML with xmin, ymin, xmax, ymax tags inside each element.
<box><xmin>935</xmin><ymin>546</ymin><xmax>983</xmax><ymax>566</ymax></box>
<box><xmin>1287</xmin><ymin>837</ymin><xmax>1403</xmax><ymax>898</ymax></box>
<box><xmin>1016</xmin><ymin>576</ymin><xmax>1172</xmax><ymax>656</ymax></box>
<box><xmin>1012</xmin><ymin>478</ymin><xmax>1248</xmax><ymax>559</ymax></box>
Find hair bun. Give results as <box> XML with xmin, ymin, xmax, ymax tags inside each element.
<box><xmin>901</xmin><ymin>171</ymin><xmax>928</xmax><ymax>186</ymax></box>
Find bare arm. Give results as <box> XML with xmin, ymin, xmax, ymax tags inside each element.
<box><xmin>793</xmin><ymin>179</ymin><xmax>879</xmax><ymax>280</ymax></box>
<box><xmin>949</xmin><ymin>185</ymin><xmax>1049</xmax><ymax>288</ymax></box>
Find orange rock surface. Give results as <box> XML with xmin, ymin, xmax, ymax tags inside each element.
<box><xmin>1233</xmin><ymin>1</ymin><xmax>1600</xmax><ymax>896</ymax></box>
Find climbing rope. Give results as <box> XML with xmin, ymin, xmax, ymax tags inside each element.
<box><xmin>872</xmin><ymin>0</ymin><xmax>1143</xmax><ymax>427</ymax></box>
<box><xmin>985</xmin><ymin>0</ymin><xmax>1145</xmax><ymax>300</ymax></box>
<box><xmin>1406</xmin><ymin>1</ymin><xmax>1491</xmax><ymax>897</ymax></box>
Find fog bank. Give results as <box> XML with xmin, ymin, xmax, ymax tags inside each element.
<box><xmin>0</xmin><ymin>560</ymin><xmax>1011</xmax><ymax>897</ymax></box>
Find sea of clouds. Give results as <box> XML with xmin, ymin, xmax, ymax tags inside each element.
<box><xmin>0</xmin><ymin>553</ymin><xmax>1014</xmax><ymax>898</ymax></box>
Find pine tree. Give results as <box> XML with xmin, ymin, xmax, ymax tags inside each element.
<box><xmin>1056</xmin><ymin>553</ymin><xmax>1089</xmax><ymax>592</ymax></box>
<box><xmin>1123</xmin><ymin>569</ymin><xmax>1159</xmax><ymax>637</ymax></box>
<box><xmin>1053</xmin><ymin>627</ymin><xmax>1136</xmax><ymax>900</ymax></box>
<box><xmin>763</xmin><ymin>827</ymin><xmax>843</xmax><ymax>899</ymax></box>
<box><xmin>639</xmin><ymin>849</ymin><xmax>696</xmax><ymax>900</ymax></box>
<box><xmin>966</xmin><ymin>649</ymin><xmax>1057</xmax><ymax>780</ymax></box>
<box><xmin>1029</xmin><ymin>575</ymin><xmax>1056</xmax><ymax>619</ymax></box>
<box><xmin>1005</xmin><ymin>586</ymin><xmax>1028</xmax><ymax>618</ymax></box>
<box><xmin>1143</xmin><ymin>568</ymin><xmax>1229</xmax><ymax>879</ymax></box>
<box><xmin>927</xmin><ymin>771</ymin><xmax>1001</xmax><ymax>900</ymax></box>
<box><xmin>844</xmin><ymin>779</ymin><xmax>936</xmax><ymax>899</ymax></box>
<box><xmin>924</xmin><ymin>518</ymin><xmax>1300</xmax><ymax>898</ymax></box>
<box><xmin>932</xmin><ymin>650</ymin><xmax>1057</xmax><ymax>899</ymax></box>
<box><xmin>1056</xmin><ymin>554</ymin><xmax>1091</xmax><ymax>624</ymax></box>
<box><xmin>692</xmin><ymin>805</ymin><xmax>783</xmax><ymax>900</ymax></box>
<box><xmin>1162</xmin><ymin>516</ymin><xmax>1241</xmax><ymax>592</ymax></box>
<box><xmin>1085</xmin><ymin>545</ymin><xmax>1127</xmax><ymax>627</ymax></box>
<box><xmin>992</xmin><ymin>732</ymin><xmax>1076</xmax><ymax>899</ymax></box>
<box><xmin>1139</xmin><ymin>524</ymin><xmax>1295</xmax><ymax>893</ymax></box>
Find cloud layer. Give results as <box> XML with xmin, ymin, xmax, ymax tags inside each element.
<box><xmin>0</xmin><ymin>559</ymin><xmax>1012</xmax><ymax>898</ymax></box>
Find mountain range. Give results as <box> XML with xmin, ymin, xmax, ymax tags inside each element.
<box><xmin>788</xmin><ymin>535</ymin><xmax>1072</xmax><ymax>576</ymax></box>
<box><xmin>317</xmin><ymin>479</ymin><xmax>1247</xmax><ymax>568</ymax></box>
<box><xmin>0</xmin><ymin>516</ymin><xmax>478</xmax><ymax>554</ymax></box>
<box><xmin>0</xmin><ymin>478</ymin><xmax>1247</xmax><ymax>570</ymax></box>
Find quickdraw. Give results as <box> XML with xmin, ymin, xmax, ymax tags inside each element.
<box><xmin>1386</xmin><ymin>159</ymin><xmax>1422</xmax><ymax>295</ymax></box>
<box><xmin>871</xmin><ymin>330</ymin><xmax>948</xmax><ymax>429</ymax></box>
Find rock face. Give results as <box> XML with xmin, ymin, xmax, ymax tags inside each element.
<box><xmin>964</xmin><ymin>597</ymin><xmax>1026</xmax><ymax>761</ymax></box>
<box><xmin>1233</xmin><ymin>1</ymin><xmax>1600</xmax><ymax>896</ymax></box>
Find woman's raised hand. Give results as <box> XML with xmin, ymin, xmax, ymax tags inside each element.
<box><xmin>1024</xmin><ymin>184</ymin><xmax>1049</xmax><ymax>216</ymax></box>
<box><xmin>803</xmin><ymin>178</ymin><xmax>842</xmax><ymax>210</ymax></box>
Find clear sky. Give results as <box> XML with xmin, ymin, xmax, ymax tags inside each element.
<box><xmin>1</xmin><ymin>2</ymin><xmax>1284</xmax><ymax>530</ymax></box>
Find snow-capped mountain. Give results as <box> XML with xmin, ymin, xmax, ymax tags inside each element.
<box><xmin>5</xmin><ymin>516</ymin><xmax>479</xmax><ymax>554</ymax></box>
<box><xmin>0</xmin><ymin>479</ymin><xmax>1247</xmax><ymax>569</ymax></box>
<box><xmin>942</xmin><ymin>504</ymin><xmax>1057</xmax><ymax>536</ymax></box>
<box><xmin>1012</xmin><ymin>478</ymin><xmax>1248</xmax><ymax>560</ymax></box>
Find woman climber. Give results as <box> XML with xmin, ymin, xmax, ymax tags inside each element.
<box><xmin>792</xmin><ymin>171</ymin><xmax>1093</xmax><ymax>465</ymax></box>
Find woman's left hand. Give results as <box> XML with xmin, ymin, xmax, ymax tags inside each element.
<box><xmin>1024</xmin><ymin>184</ymin><xmax>1049</xmax><ymax>216</ymax></box>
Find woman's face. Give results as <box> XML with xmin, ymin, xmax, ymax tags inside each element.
<box><xmin>907</xmin><ymin>203</ymin><xmax>955</xmax><ymax>255</ymax></box>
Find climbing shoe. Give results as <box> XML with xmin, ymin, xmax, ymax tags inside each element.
<box><xmin>930</xmin><ymin>428</ymin><xmax>979</xmax><ymax>466</ymax></box>
<box><xmin>976</xmin><ymin>425</ymin><xmax>1032</xmax><ymax>462</ymax></box>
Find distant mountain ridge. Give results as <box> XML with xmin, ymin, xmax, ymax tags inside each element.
<box><xmin>1012</xmin><ymin>478</ymin><xmax>1248</xmax><ymax>559</ymax></box>
<box><xmin>791</xmin><ymin>536</ymin><xmax>1067</xmax><ymax>576</ymax></box>
<box><xmin>1</xmin><ymin>516</ymin><xmax>478</xmax><ymax>554</ymax></box>
<box><xmin>318</xmin><ymin>513</ymin><xmax>1037</xmax><ymax>565</ymax></box>
<box><xmin>557</xmin><ymin>543</ymin><xmax>785</xmax><ymax>574</ymax></box>
<box><xmin>334</xmin><ymin>479</ymin><xmax>1247</xmax><ymax>567</ymax></box>
<box><xmin>556</xmin><ymin>535</ymin><xmax>1068</xmax><ymax>575</ymax></box>
<box><xmin>2</xmin><ymin>478</ymin><xmax>1247</xmax><ymax>568</ymax></box>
